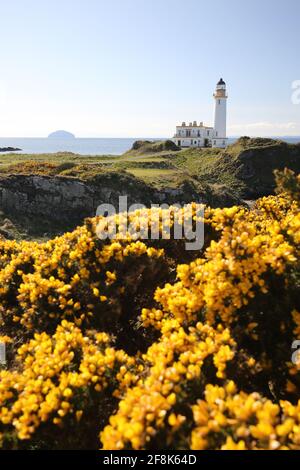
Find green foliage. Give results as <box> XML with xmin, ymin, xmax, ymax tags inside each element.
<box><xmin>275</xmin><ymin>168</ymin><xmax>300</xmax><ymax>204</ymax></box>
<box><xmin>1</xmin><ymin>137</ymin><xmax>299</xmax><ymax>200</ymax></box>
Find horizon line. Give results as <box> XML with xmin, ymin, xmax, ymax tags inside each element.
<box><xmin>0</xmin><ymin>135</ymin><xmax>300</xmax><ymax>139</ymax></box>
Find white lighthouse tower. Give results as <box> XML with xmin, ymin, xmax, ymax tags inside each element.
<box><xmin>212</xmin><ymin>78</ymin><xmax>228</xmax><ymax>148</ymax></box>
<box><xmin>172</xmin><ymin>78</ymin><xmax>229</xmax><ymax>149</ymax></box>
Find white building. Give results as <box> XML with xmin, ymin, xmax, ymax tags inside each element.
<box><xmin>172</xmin><ymin>79</ymin><xmax>228</xmax><ymax>149</ymax></box>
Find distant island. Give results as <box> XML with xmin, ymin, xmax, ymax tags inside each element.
<box><xmin>48</xmin><ymin>130</ymin><xmax>75</xmax><ymax>139</ymax></box>
<box><xmin>0</xmin><ymin>147</ymin><xmax>22</xmax><ymax>153</ymax></box>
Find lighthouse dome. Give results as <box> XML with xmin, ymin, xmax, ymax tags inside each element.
<box><xmin>217</xmin><ymin>78</ymin><xmax>226</xmax><ymax>85</ymax></box>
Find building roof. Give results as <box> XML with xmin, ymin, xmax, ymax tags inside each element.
<box><xmin>176</xmin><ymin>124</ymin><xmax>213</xmax><ymax>129</ymax></box>
<box><xmin>217</xmin><ymin>78</ymin><xmax>226</xmax><ymax>85</ymax></box>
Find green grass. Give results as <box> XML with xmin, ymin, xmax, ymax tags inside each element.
<box><xmin>2</xmin><ymin>137</ymin><xmax>298</xmax><ymax>243</ymax></box>
<box><xmin>1</xmin><ymin>137</ymin><xmax>299</xmax><ymax>197</ymax></box>
<box><xmin>0</xmin><ymin>149</ymin><xmax>182</xmax><ymax>187</ymax></box>
<box><xmin>0</xmin><ymin>151</ymin><xmax>122</xmax><ymax>164</ymax></box>
<box><xmin>126</xmin><ymin>168</ymin><xmax>179</xmax><ymax>188</ymax></box>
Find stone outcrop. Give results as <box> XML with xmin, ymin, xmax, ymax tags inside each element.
<box><xmin>0</xmin><ymin>172</ymin><xmax>241</xmax><ymax>236</ymax></box>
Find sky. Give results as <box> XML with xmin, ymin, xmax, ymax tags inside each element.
<box><xmin>0</xmin><ymin>0</ymin><xmax>299</xmax><ymax>138</ymax></box>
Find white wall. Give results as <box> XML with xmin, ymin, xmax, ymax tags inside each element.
<box><xmin>214</xmin><ymin>97</ymin><xmax>227</xmax><ymax>138</ymax></box>
<box><xmin>212</xmin><ymin>137</ymin><xmax>227</xmax><ymax>148</ymax></box>
<box><xmin>173</xmin><ymin>137</ymin><xmax>212</xmax><ymax>148</ymax></box>
<box><xmin>175</xmin><ymin>127</ymin><xmax>213</xmax><ymax>138</ymax></box>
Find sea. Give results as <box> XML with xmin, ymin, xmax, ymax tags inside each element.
<box><xmin>0</xmin><ymin>137</ymin><xmax>299</xmax><ymax>156</ymax></box>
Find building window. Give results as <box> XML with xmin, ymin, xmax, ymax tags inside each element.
<box><xmin>214</xmin><ymin>141</ymin><xmax>216</xmax><ymax>145</ymax></box>
<box><xmin>207</xmin><ymin>130</ymin><xmax>209</xmax><ymax>136</ymax></box>
<box><xmin>218</xmin><ymin>99</ymin><xmax>221</xmax><ymax>104</ymax></box>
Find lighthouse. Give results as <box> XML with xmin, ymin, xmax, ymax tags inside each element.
<box><xmin>212</xmin><ymin>78</ymin><xmax>228</xmax><ymax>148</ymax></box>
<box><xmin>172</xmin><ymin>78</ymin><xmax>228</xmax><ymax>149</ymax></box>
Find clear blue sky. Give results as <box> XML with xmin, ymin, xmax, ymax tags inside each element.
<box><xmin>0</xmin><ymin>0</ymin><xmax>299</xmax><ymax>137</ymax></box>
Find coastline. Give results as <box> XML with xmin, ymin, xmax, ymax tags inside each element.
<box><xmin>0</xmin><ymin>136</ymin><xmax>299</xmax><ymax>156</ymax></box>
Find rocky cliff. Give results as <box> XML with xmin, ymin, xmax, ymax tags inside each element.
<box><xmin>0</xmin><ymin>171</ymin><xmax>241</xmax><ymax>237</ymax></box>
<box><xmin>180</xmin><ymin>137</ymin><xmax>300</xmax><ymax>199</ymax></box>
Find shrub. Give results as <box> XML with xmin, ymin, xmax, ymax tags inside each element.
<box><xmin>0</xmin><ymin>170</ymin><xmax>299</xmax><ymax>450</ymax></box>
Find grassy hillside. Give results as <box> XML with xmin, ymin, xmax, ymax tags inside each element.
<box><xmin>170</xmin><ymin>137</ymin><xmax>300</xmax><ymax>197</ymax></box>
<box><xmin>1</xmin><ymin>136</ymin><xmax>298</xmax><ymax>244</ymax></box>
<box><xmin>123</xmin><ymin>137</ymin><xmax>300</xmax><ymax>197</ymax></box>
<box><xmin>1</xmin><ymin>137</ymin><xmax>299</xmax><ymax>198</ymax></box>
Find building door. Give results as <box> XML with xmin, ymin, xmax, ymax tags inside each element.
<box><xmin>178</xmin><ymin>140</ymin><xmax>181</xmax><ymax>147</ymax></box>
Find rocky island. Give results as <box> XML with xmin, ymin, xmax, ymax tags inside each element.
<box><xmin>48</xmin><ymin>130</ymin><xmax>76</xmax><ymax>139</ymax></box>
<box><xmin>0</xmin><ymin>147</ymin><xmax>22</xmax><ymax>152</ymax></box>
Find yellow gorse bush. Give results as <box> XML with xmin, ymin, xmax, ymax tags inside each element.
<box><xmin>191</xmin><ymin>382</ymin><xmax>300</xmax><ymax>450</ymax></box>
<box><xmin>0</xmin><ymin>227</ymin><xmax>164</xmax><ymax>330</ymax></box>
<box><xmin>101</xmin><ymin>322</ymin><xmax>235</xmax><ymax>450</ymax></box>
<box><xmin>0</xmin><ymin>321</ymin><xmax>136</xmax><ymax>441</ymax></box>
<box><xmin>0</xmin><ymin>170</ymin><xmax>299</xmax><ymax>449</ymax></box>
<box><xmin>142</xmin><ymin>199</ymin><xmax>298</xmax><ymax>328</ymax></box>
